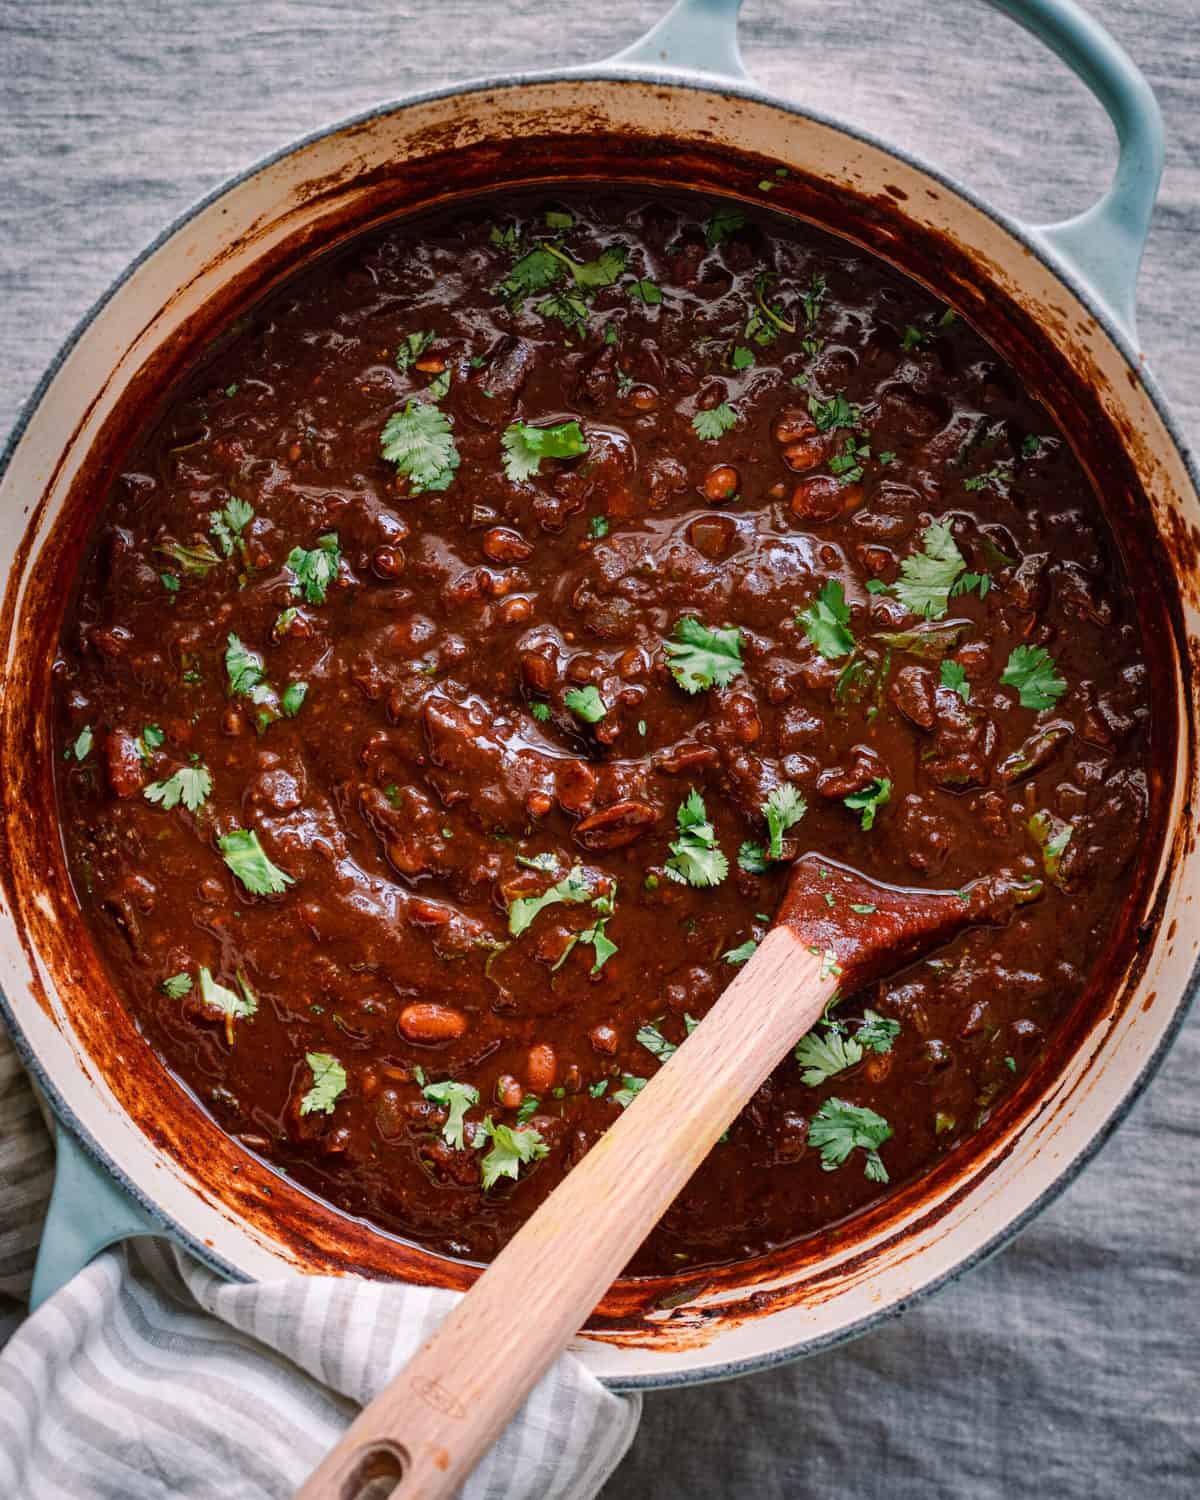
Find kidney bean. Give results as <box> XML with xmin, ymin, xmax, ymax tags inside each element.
<box><xmin>398</xmin><ymin>1002</ymin><xmax>469</xmax><ymax>1043</ymax></box>
<box><xmin>483</xmin><ymin>527</ymin><xmax>534</xmax><ymax>564</ymax></box>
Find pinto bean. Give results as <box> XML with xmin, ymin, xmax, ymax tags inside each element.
<box><xmin>526</xmin><ymin>1043</ymin><xmax>557</xmax><ymax>1092</ymax></box>
<box><xmin>495</xmin><ymin>1074</ymin><xmax>524</xmax><ymax>1110</ymax></box>
<box><xmin>574</xmin><ymin>799</ymin><xmax>658</xmax><ymax>850</ymax></box>
<box><xmin>790</xmin><ymin>475</ymin><xmax>862</xmax><ymax>522</ymax></box>
<box><xmin>773</xmin><ymin>407</ymin><xmax>818</xmax><ymax>445</ymax></box>
<box><xmin>703</xmin><ymin>465</ymin><xmax>739</xmax><ymax>501</ymax></box>
<box><xmin>482</xmin><ymin>527</ymin><xmax>534</xmax><ymax>564</ymax></box>
<box><xmin>521</xmin><ymin>649</ymin><xmax>557</xmax><ymax>693</ymax></box>
<box><xmin>398</xmin><ymin>1003</ymin><xmax>469</xmax><ymax>1044</ymax></box>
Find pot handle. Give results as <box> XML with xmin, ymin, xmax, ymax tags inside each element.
<box><xmin>610</xmin><ymin>0</ymin><xmax>1162</xmax><ymax>339</ymax></box>
<box><xmin>29</xmin><ymin>1125</ymin><xmax>163</xmax><ymax>1309</ymax></box>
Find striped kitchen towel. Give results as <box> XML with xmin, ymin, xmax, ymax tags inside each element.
<box><xmin>0</xmin><ymin>1027</ymin><xmax>641</xmax><ymax>1499</ymax></box>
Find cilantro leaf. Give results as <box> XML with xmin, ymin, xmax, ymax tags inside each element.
<box><xmin>705</xmin><ymin>208</ymin><xmax>745</xmax><ymax>246</ymax></box>
<box><xmin>498</xmin><ymin>247</ymin><xmax>563</xmax><ymax>301</ymax></box>
<box><xmin>160</xmin><ymin>572</ymin><xmax>180</xmax><ymax>596</ymax></box>
<box><xmin>155</xmin><ymin>539</ymin><xmax>220</xmax><ymax>576</ymax></box>
<box><xmin>209</xmin><ymin>496</ymin><xmax>254</xmax><ymax>558</ymax></box>
<box><xmin>893</xmin><ymin>521</ymin><xmax>967</xmax><ymax>620</ymax></box>
<box><xmin>612</xmin><ymin>1074</ymin><xmax>647</xmax><ymax>1109</ymax></box>
<box><xmin>537</xmin><ymin>290</ymin><xmax>590</xmax><ymax>334</ymax></box>
<box><xmin>807</xmin><ymin>392</ymin><xmax>860</xmax><ymax>432</ymax></box>
<box><xmin>564</xmin><ymin>685</ymin><xmax>606</xmax><ymax>723</ymax></box>
<box><xmin>873</xmin><ymin>621</ymin><xmax>966</xmax><ymax>660</ymax></box>
<box><xmin>286</xmin><ymin>533</ymin><xmax>341</xmax><ymax>605</ymax></box>
<box><xmin>665</xmin><ymin>788</ymin><xmax>728</xmax><ymax>888</ymax></box>
<box><xmin>589</xmin><ymin>515</ymin><xmax>609</xmax><ymax>539</ymax></box>
<box><xmin>857</xmin><ymin>1009</ymin><xmax>900</xmax><ymax>1054</ymax></box>
<box><xmin>940</xmin><ymin>659</ymin><xmax>971</xmax><ymax>703</ymax></box>
<box><xmin>198</xmin><ymin>966</ymin><xmax>257</xmax><ymax>1044</ymax></box>
<box><xmin>737</xmin><ymin>841</ymin><xmax>769</xmax><ymax>875</ymax></box>
<box><xmin>301</xmin><ymin>1052</ymin><xmax>347</xmax><ymax>1115</ymax></box>
<box><xmin>1029</xmin><ymin>808</ymin><xmax>1072</xmax><ymax>888</ymax></box>
<box><xmin>662</xmin><ymin>616</ymin><xmax>744</xmax><ymax>693</ymax></box>
<box><xmin>844</xmin><ymin>777</ymin><xmax>891</xmax><ymax>831</ymax></box>
<box><xmin>794</xmin><ymin>1027</ymin><xmax>863</xmax><ymax>1086</ymax></box>
<box><xmin>144</xmin><ymin>763</ymin><xmax>213</xmax><ymax>813</ymax></box>
<box><xmin>422</xmin><ymin>1079</ymin><xmax>480</xmax><ymax>1149</ymax></box>
<box><xmin>218</xmin><ymin>828</ymin><xmax>295</xmax><ymax>896</ymax></box>
<box><xmin>161</xmin><ymin>972</ymin><xmax>192</xmax><ymax>999</ymax></box>
<box><xmin>730</xmin><ymin>345</ymin><xmax>755</xmax><ymax>370</ymax></box>
<box><xmin>380</xmin><ymin>401</ymin><xmax>461</xmax><ymax>493</ymax></box>
<box><xmin>1001</xmin><ymin>645</ymin><xmax>1067</xmax><ymax>710</ymax></box>
<box><xmin>281</xmin><ymin>681</ymin><xmax>308</xmax><ymax>717</ymax></box>
<box><xmin>508</xmin><ymin>865</ymin><xmax>591</xmax><ymax>936</ymax></box>
<box><xmin>627</xmin><ymin>279</ymin><xmax>663</xmax><ymax>305</ymax></box>
<box><xmin>802</xmin><ymin>273</ymin><xmax>828</xmax><ymax>325</ymax></box>
<box><xmin>559</xmin><ymin>244</ymin><xmax>627</xmax><ymax>289</ymax></box>
<box><xmin>692</xmin><ymin>403</ymin><xmax>738</xmax><ymax>441</ymax></box>
<box><xmin>71</xmin><ymin>726</ymin><xmax>93</xmax><ymax>761</ymax></box>
<box><xmin>225</xmin><ymin>634</ymin><xmax>272</xmax><ymax>702</ymax></box>
<box><xmin>722</xmin><ymin>938</ymin><xmax>758</xmax><ymax>965</ymax></box>
<box><xmin>479</xmin><ymin>1117</ymin><xmax>549</xmax><ymax>1189</ymax></box>
<box><xmin>396</xmin><ymin>330</ymin><xmax>434</xmax><ymax>372</ymax></box>
<box><xmin>799</xmin><ymin>580</ymin><xmax>855</xmax><ymax>660</ymax></box>
<box><xmin>637</xmin><ymin>1015</ymin><xmax>698</xmax><ymax>1062</ymax></box>
<box><xmin>426</xmin><ymin>369</ymin><xmax>451</xmax><ymax>402</ymax></box>
<box><xmin>501</xmin><ymin>419</ymin><xmax>589</xmax><ymax>483</ymax></box>
<box><xmin>764</xmin><ymin>783</ymin><xmax>807</xmax><ymax>859</ymax></box>
<box><xmin>808</xmin><ymin>1097</ymin><xmax>893</xmax><ymax>1181</ymax></box>
<box><xmin>529</xmin><ymin>701</ymin><xmax>551</xmax><ymax>722</ymax></box>
<box><xmin>550</xmin><ymin>883</ymin><xmax>619</xmax><ymax>975</ymax></box>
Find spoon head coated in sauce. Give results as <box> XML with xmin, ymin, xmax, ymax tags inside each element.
<box><xmin>777</xmin><ymin>853</ymin><xmax>1044</xmax><ymax>992</ymax></box>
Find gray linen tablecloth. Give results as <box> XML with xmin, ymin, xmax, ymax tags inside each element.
<box><xmin>2</xmin><ymin>1</ymin><xmax>1197</xmax><ymax>1495</ymax></box>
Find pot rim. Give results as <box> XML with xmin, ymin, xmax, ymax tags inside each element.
<box><xmin>3</xmin><ymin>63</ymin><xmax>1197</xmax><ymax>1393</ymax></box>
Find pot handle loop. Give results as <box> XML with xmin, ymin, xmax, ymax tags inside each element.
<box><xmin>611</xmin><ymin>0</ymin><xmax>1161</xmax><ymax>339</ymax></box>
<box><xmin>30</xmin><ymin>1125</ymin><xmax>163</xmax><ymax>1309</ymax></box>
<box><xmin>608</xmin><ymin>0</ymin><xmax>748</xmax><ymax>80</ymax></box>
<box><xmin>991</xmin><ymin>0</ymin><xmax>1163</xmax><ymax>341</ymax></box>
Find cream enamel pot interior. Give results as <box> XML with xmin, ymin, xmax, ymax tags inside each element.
<box><xmin>1</xmin><ymin>0</ymin><xmax>1197</xmax><ymax>1390</ymax></box>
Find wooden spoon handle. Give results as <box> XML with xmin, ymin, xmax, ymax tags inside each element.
<box><xmin>295</xmin><ymin>925</ymin><xmax>831</xmax><ymax>1500</ymax></box>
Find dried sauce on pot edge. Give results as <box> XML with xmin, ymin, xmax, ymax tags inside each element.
<box><xmin>52</xmin><ymin>189</ymin><xmax>1154</xmax><ymax>1274</ymax></box>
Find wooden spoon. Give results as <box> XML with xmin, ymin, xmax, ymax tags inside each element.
<box><xmin>296</xmin><ymin>854</ymin><xmax>1039</xmax><ymax>1500</ymax></box>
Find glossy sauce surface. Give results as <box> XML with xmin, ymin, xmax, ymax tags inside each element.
<box><xmin>55</xmin><ymin>191</ymin><xmax>1152</xmax><ymax>1273</ymax></box>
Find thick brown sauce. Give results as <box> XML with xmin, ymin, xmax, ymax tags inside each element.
<box><xmin>54</xmin><ymin>190</ymin><xmax>1152</xmax><ymax>1273</ymax></box>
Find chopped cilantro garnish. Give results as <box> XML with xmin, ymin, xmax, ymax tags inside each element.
<box><xmin>286</xmin><ymin>533</ymin><xmax>341</xmax><ymax>605</ymax></box>
<box><xmin>426</xmin><ymin>369</ymin><xmax>451</xmax><ymax>402</ymax></box>
<box><xmin>225</xmin><ymin>634</ymin><xmax>272</xmax><ymax>703</ymax></box>
<box><xmin>71</xmin><ymin>726</ymin><xmax>93</xmax><ymax>761</ymax></box>
<box><xmin>545</xmin><ymin>210</ymin><xmax>574</xmax><ymax>229</ymax></box>
<box><xmin>627</xmin><ymin>279</ymin><xmax>663</xmax><ymax>305</ymax></box>
<box><xmin>730</xmin><ymin>345</ymin><xmax>755</xmax><ymax>370</ymax></box>
<box><xmin>663</xmin><ymin>616</ymin><xmax>744</xmax><ymax>693</ymax></box>
<box><xmin>808</xmin><ymin>1097</ymin><xmax>893</xmax><ymax>1181</ymax></box>
<box><xmin>564</xmin><ymin>685</ymin><xmax>606</xmax><ymax>723</ymax></box>
<box><xmin>705</xmin><ymin>208</ymin><xmax>745</xmax><ymax>246</ymax></box>
<box><xmin>198</xmin><ymin>966</ymin><xmax>257</xmax><ymax>1042</ymax></box>
<box><xmin>893</xmin><ymin>521</ymin><xmax>967</xmax><ymax>620</ymax></box>
<box><xmin>857</xmin><ymin>1009</ymin><xmax>901</xmax><ymax>1054</ymax></box>
<box><xmin>396</xmin><ymin>330</ymin><xmax>434</xmax><ymax>372</ymax></box>
<box><xmin>508</xmin><ymin>865</ymin><xmax>591</xmax><ymax>937</ymax></box>
<box><xmin>801</xmin><ymin>273</ymin><xmax>827</xmax><ymax>325</ymax></box>
<box><xmin>380</xmin><ymin>401</ymin><xmax>461</xmax><ymax>493</ymax></box>
<box><xmin>794</xmin><ymin>1027</ymin><xmax>863</xmax><ymax>1086</ymax></box>
<box><xmin>501</xmin><ymin>419</ymin><xmax>589</xmax><ymax>482</ymax></box>
<box><xmin>738</xmin><ymin>841</ymin><xmax>769</xmax><ymax>875</ymax></box>
<box><xmin>530</xmin><ymin>701</ymin><xmax>551</xmax><ymax>722</ymax></box>
<box><xmin>763</xmin><ymin>783</ymin><xmax>807</xmax><ymax>859</ymax></box>
<box><xmin>1029</xmin><ymin>809</ymin><xmax>1072</xmax><ymax>887</ymax></box>
<box><xmin>722</xmin><ymin>938</ymin><xmax>758</xmax><ymax>965</ymax></box>
<box><xmin>281</xmin><ymin>681</ymin><xmax>308</xmax><ymax>717</ymax></box>
<box><xmin>480</xmin><ymin>1117</ymin><xmax>549</xmax><ymax>1189</ymax></box>
<box><xmin>940</xmin><ymin>659</ymin><xmax>970</xmax><ymax>703</ymax></box>
<box><xmin>637</xmin><ymin>1014</ymin><xmax>698</xmax><ymax>1062</ymax></box>
<box><xmin>209</xmin><ymin>496</ymin><xmax>254</xmax><ymax>558</ymax></box>
<box><xmin>143</xmin><ymin>763</ymin><xmax>212</xmax><ymax>813</ymax></box>
<box><xmin>589</xmin><ymin>515</ymin><xmax>609</xmax><ymax>539</ymax></box>
<box><xmin>161</xmin><ymin>972</ymin><xmax>192</xmax><ymax>1000</ymax></box>
<box><xmin>1001</xmin><ymin>645</ymin><xmax>1067</xmax><ymax>710</ymax></box>
<box><xmin>612</xmin><ymin>1074</ymin><xmax>647</xmax><ymax>1109</ymax></box>
<box><xmin>218</xmin><ymin>828</ymin><xmax>294</xmax><ymax>896</ymax></box>
<box><xmin>807</xmin><ymin>391</ymin><xmax>860</xmax><ymax>433</ymax></box>
<box><xmin>422</xmin><ymin>1079</ymin><xmax>480</xmax><ymax>1149</ymax></box>
<box><xmin>160</xmin><ymin>572</ymin><xmax>180</xmax><ymax>595</ymax></box>
<box><xmin>844</xmin><ymin>777</ymin><xmax>891</xmax><ymax>831</ymax></box>
<box><xmin>665</xmin><ymin>788</ymin><xmax>728</xmax><ymax>888</ymax></box>
<box><xmin>692</xmin><ymin>404</ymin><xmax>738</xmax><ymax>442</ymax></box>
<box><xmin>301</xmin><ymin>1052</ymin><xmax>347</xmax><ymax>1115</ymax></box>
<box><xmin>799</xmin><ymin>579</ymin><xmax>855</xmax><ymax>660</ymax></box>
